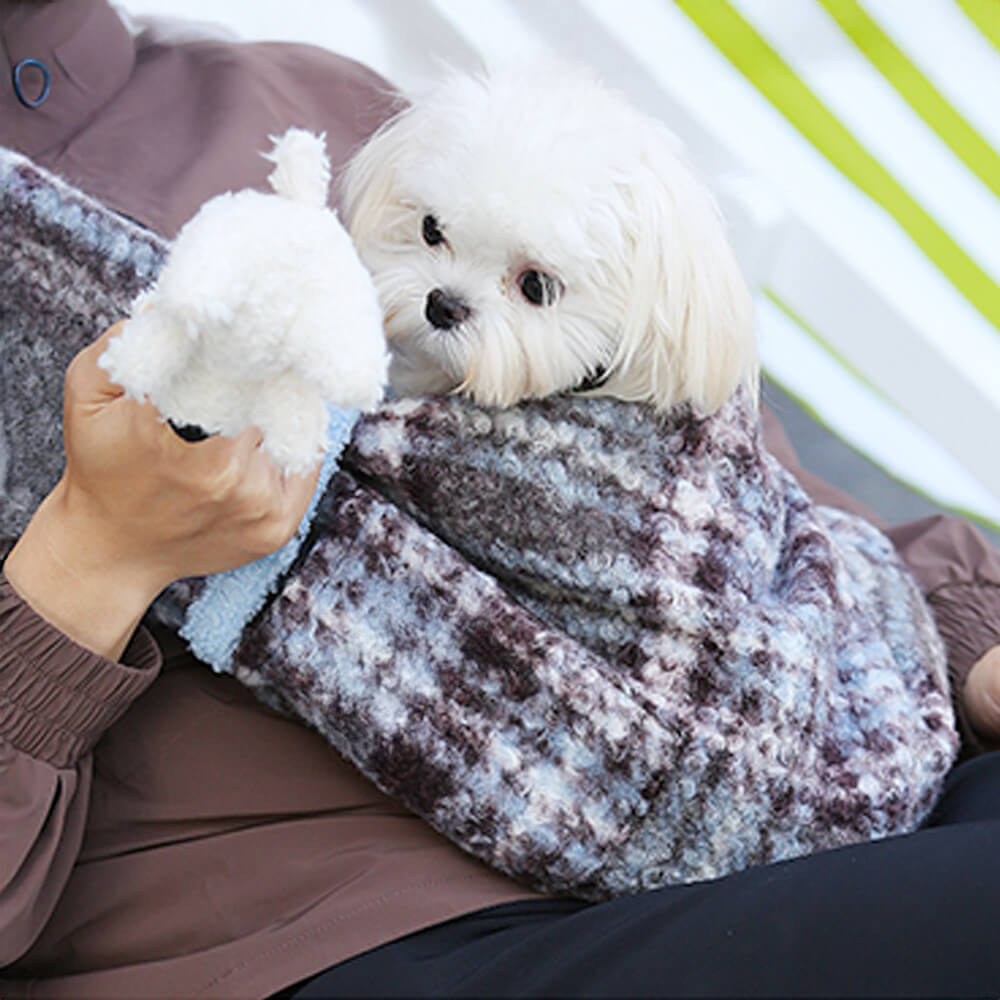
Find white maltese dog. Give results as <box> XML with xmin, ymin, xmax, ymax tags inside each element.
<box><xmin>341</xmin><ymin>62</ymin><xmax>757</xmax><ymax>414</ymax></box>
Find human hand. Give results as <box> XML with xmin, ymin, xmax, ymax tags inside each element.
<box><xmin>4</xmin><ymin>323</ymin><xmax>321</xmax><ymax>659</ymax></box>
<box><xmin>963</xmin><ymin>644</ymin><xmax>1000</xmax><ymax>747</ymax></box>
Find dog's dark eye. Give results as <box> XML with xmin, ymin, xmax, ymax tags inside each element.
<box><xmin>519</xmin><ymin>270</ymin><xmax>561</xmax><ymax>306</ymax></box>
<box><xmin>422</xmin><ymin>214</ymin><xmax>445</xmax><ymax>246</ymax></box>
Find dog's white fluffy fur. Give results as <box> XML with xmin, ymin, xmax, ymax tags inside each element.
<box><xmin>100</xmin><ymin>128</ymin><xmax>389</xmax><ymax>474</ymax></box>
<box><xmin>100</xmin><ymin>65</ymin><xmax>756</xmax><ymax>475</ymax></box>
<box><xmin>341</xmin><ymin>62</ymin><xmax>758</xmax><ymax>415</ymax></box>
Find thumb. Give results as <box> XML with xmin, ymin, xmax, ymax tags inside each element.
<box><xmin>67</xmin><ymin>322</ymin><xmax>129</xmax><ymax>405</ymax></box>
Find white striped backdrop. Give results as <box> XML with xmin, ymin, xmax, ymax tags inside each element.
<box><xmin>117</xmin><ymin>0</ymin><xmax>1000</xmax><ymax>529</ymax></box>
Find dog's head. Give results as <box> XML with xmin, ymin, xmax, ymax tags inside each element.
<box><xmin>341</xmin><ymin>62</ymin><xmax>757</xmax><ymax>413</ymax></box>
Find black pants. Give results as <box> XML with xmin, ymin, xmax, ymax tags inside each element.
<box><xmin>290</xmin><ymin>753</ymin><xmax>1000</xmax><ymax>997</ymax></box>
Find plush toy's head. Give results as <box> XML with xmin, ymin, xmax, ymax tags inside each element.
<box><xmin>100</xmin><ymin>128</ymin><xmax>389</xmax><ymax>474</ymax></box>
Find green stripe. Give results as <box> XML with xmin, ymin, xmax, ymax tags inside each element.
<box><xmin>760</xmin><ymin>290</ymin><xmax>1000</xmax><ymax>536</ymax></box>
<box><xmin>819</xmin><ymin>0</ymin><xmax>1000</xmax><ymax>200</ymax></box>
<box><xmin>763</xmin><ymin>289</ymin><xmax>893</xmax><ymax>406</ymax></box>
<box><xmin>762</xmin><ymin>366</ymin><xmax>1000</xmax><ymax>537</ymax></box>
<box><xmin>956</xmin><ymin>0</ymin><xmax>1000</xmax><ymax>53</ymax></box>
<box><xmin>673</xmin><ymin>0</ymin><xmax>1000</xmax><ymax>333</ymax></box>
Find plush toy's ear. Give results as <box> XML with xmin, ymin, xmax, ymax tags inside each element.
<box><xmin>262</xmin><ymin>128</ymin><xmax>331</xmax><ymax>208</ymax></box>
<box><xmin>600</xmin><ymin>123</ymin><xmax>758</xmax><ymax>415</ymax></box>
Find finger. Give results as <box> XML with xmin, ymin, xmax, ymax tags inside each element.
<box><xmin>239</xmin><ymin>435</ymin><xmax>321</xmax><ymax>524</ymax></box>
<box><xmin>224</xmin><ymin>425</ymin><xmax>268</xmax><ymax>478</ymax></box>
<box><xmin>70</xmin><ymin>322</ymin><xmax>129</xmax><ymax>402</ymax></box>
<box><xmin>284</xmin><ymin>457</ymin><xmax>324</xmax><ymax>504</ymax></box>
<box><xmin>178</xmin><ymin>428</ymin><xmax>248</xmax><ymax>487</ymax></box>
<box><xmin>173</xmin><ymin>425</ymin><xmax>270</xmax><ymax>506</ymax></box>
<box><xmin>230</xmin><ymin>438</ymin><xmax>299</xmax><ymax>553</ymax></box>
<box><xmin>130</xmin><ymin>396</ymin><xmax>186</xmax><ymax>453</ymax></box>
<box><xmin>277</xmin><ymin>458</ymin><xmax>324</xmax><ymax>529</ymax></box>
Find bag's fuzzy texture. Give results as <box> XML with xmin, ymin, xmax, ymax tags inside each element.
<box><xmin>0</xmin><ymin>147</ymin><xmax>353</xmax><ymax>659</ymax></box>
<box><xmin>1</xmin><ymin>147</ymin><xmax>167</xmax><ymax>538</ymax></box>
<box><xmin>229</xmin><ymin>389</ymin><xmax>958</xmax><ymax>896</ymax></box>
<box><xmin>1</xmin><ymin>146</ymin><xmax>958</xmax><ymax>901</ymax></box>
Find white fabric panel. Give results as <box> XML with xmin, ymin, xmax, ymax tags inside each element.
<box><xmin>113</xmin><ymin>0</ymin><xmax>1000</xmax><ymax>522</ymax></box>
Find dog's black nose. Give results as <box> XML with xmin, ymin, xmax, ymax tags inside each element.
<box><xmin>425</xmin><ymin>288</ymin><xmax>471</xmax><ymax>330</ymax></box>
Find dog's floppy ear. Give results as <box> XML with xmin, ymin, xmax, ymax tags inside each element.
<box><xmin>339</xmin><ymin>105</ymin><xmax>419</xmax><ymax>245</ymax></box>
<box><xmin>603</xmin><ymin>123</ymin><xmax>758</xmax><ymax>415</ymax></box>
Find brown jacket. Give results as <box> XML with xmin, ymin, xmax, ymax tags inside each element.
<box><xmin>1</xmin><ymin>3</ymin><xmax>999</xmax><ymax>997</ymax></box>
<box><xmin>0</xmin><ymin>0</ymin><xmax>400</xmax><ymax>237</ymax></box>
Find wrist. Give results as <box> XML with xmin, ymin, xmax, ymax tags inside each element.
<box><xmin>3</xmin><ymin>481</ymin><xmax>166</xmax><ymax>660</ymax></box>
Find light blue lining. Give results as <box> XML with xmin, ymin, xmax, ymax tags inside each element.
<box><xmin>179</xmin><ymin>404</ymin><xmax>357</xmax><ymax>672</ymax></box>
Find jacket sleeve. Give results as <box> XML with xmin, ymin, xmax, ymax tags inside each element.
<box><xmin>0</xmin><ymin>572</ymin><xmax>160</xmax><ymax>966</ymax></box>
<box><xmin>884</xmin><ymin>515</ymin><xmax>1000</xmax><ymax>756</ymax></box>
<box><xmin>760</xmin><ymin>405</ymin><xmax>1000</xmax><ymax>755</ymax></box>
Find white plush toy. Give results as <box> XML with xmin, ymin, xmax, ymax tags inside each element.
<box><xmin>100</xmin><ymin>128</ymin><xmax>389</xmax><ymax>474</ymax></box>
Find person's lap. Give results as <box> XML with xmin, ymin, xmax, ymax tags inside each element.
<box><xmin>288</xmin><ymin>753</ymin><xmax>1000</xmax><ymax>998</ymax></box>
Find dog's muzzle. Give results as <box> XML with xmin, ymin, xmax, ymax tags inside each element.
<box><xmin>425</xmin><ymin>288</ymin><xmax>471</xmax><ymax>330</ymax></box>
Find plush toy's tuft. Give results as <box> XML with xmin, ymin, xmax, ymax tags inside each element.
<box><xmin>261</xmin><ymin>128</ymin><xmax>332</xmax><ymax>207</ymax></box>
<box><xmin>100</xmin><ymin>128</ymin><xmax>389</xmax><ymax>474</ymax></box>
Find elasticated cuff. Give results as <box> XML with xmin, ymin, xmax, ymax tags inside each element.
<box><xmin>0</xmin><ymin>574</ymin><xmax>161</xmax><ymax>768</ymax></box>
<box><xmin>884</xmin><ymin>514</ymin><xmax>1000</xmax><ymax>758</ymax></box>
<box><xmin>924</xmin><ymin>579</ymin><xmax>1000</xmax><ymax>759</ymax></box>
